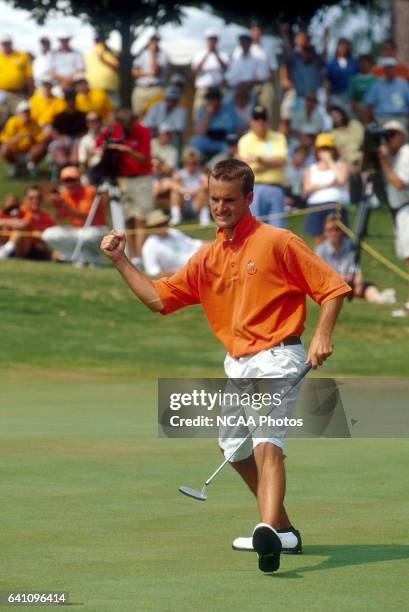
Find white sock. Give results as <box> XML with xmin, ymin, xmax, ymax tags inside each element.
<box><xmin>169</xmin><ymin>205</ymin><xmax>182</xmax><ymax>225</ymax></box>
<box><xmin>199</xmin><ymin>207</ymin><xmax>211</xmax><ymax>226</ymax></box>
<box><xmin>278</xmin><ymin>531</ymin><xmax>298</xmax><ymax>548</ymax></box>
<box><xmin>0</xmin><ymin>241</ymin><xmax>15</xmax><ymax>259</ymax></box>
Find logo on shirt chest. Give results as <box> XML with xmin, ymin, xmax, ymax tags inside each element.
<box><xmin>247</xmin><ymin>258</ymin><xmax>257</xmax><ymax>275</ymax></box>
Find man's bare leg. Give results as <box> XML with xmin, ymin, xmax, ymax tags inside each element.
<box><xmin>222</xmin><ymin>447</ymin><xmax>292</xmax><ymax>528</ymax></box>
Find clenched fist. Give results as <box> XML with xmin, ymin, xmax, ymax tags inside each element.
<box><xmin>100</xmin><ymin>230</ymin><xmax>126</xmax><ymax>263</ymax></box>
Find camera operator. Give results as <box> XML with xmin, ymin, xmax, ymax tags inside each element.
<box><xmin>96</xmin><ymin>108</ymin><xmax>153</xmax><ymax>267</ymax></box>
<box><xmin>378</xmin><ymin>121</ymin><xmax>409</xmax><ymax>277</ymax></box>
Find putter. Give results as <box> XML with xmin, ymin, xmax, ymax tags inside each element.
<box><xmin>179</xmin><ymin>363</ymin><xmax>312</xmax><ymax>501</ymax></box>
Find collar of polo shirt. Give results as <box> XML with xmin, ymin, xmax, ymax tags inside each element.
<box><xmin>216</xmin><ymin>210</ymin><xmax>257</xmax><ymax>243</ymax></box>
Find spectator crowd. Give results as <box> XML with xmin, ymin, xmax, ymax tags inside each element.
<box><xmin>0</xmin><ymin>22</ymin><xmax>407</xmax><ymax>305</ymax></box>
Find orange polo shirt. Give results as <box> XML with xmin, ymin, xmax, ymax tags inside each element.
<box><xmin>153</xmin><ymin>212</ymin><xmax>351</xmax><ymax>358</ymax></box>
<box><xmin>58</xmin><ymin>185</ymin><xmax>107</xmax><ymax>227</ymax></box>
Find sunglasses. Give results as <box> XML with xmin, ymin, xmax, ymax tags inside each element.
<box><xmin>61</xmin><ymin>177</ymin><xmax>78</xmax><ymax>183</ymax></box>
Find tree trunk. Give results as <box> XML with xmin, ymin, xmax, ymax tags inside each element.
<box><xmin>119</xmin><ymin>20</ymin><xmax>134</xmax><ymax>108</ymax></box>
<box><xmin>391</xmin><ymin>0</ymin><xmax>409</xmax><ymax>64</ymax></box>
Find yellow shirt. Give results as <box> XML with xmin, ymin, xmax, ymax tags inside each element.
<box><xmin>85</xmin><ymin>43</ymin><xmax>119</xmax><ymax>92</ymax></box>
<box><xmin>75</xmin><ymin>89</ymin><xmax>114</xmax><ymax>122</ymax></box>
<box><xmin>0</xmin><ymin>50</ymin><xmax>32</xmax><ymax>91</ymax></box>
<box><xmin>29</xmin><ymin>91</ymin><xmax>66</xmax><ymax>126</ymax></box>
<box><xmin>238</xmin><ymin>130</ymin><xmax>287</xmax><ymax>185</ymax></box>
<box><xmin>0</xmin><ymin>114</ymin><xmax>44</xmax><ymax>151</ymax></box>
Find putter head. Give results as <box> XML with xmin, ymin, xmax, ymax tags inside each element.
<box><xmin>179</xmin><ymin>485</ymin><xmax>207</xmax><ymax>501</ymax></box>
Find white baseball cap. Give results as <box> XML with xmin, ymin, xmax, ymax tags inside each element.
<box><xmin>205</xmin><ymin>28</ymin><xmax>219</xmax><ymax>39</ymax></box>
<box><xmin>379</xmin><ymin>57</ymin><xmax>397</xmax><ymax>68</ymax></box>
<box><xmin>57</xmin><ymin>29</ymin><xmax>72</xmax><ymax>40</ymax></box>
<box><xmin>383</xmin><ymin>120</ymin><xmax>408</xmax><ymax>137</ymax></box>
<box><xmin>0</xmin><ymin>33</ymin><xmax>12</xmax><ymax>43</ymax></box>
<box><xmin>16</xmin><ymin>101</ymin><xmax>30</xmax><ymax>113</ymax></box>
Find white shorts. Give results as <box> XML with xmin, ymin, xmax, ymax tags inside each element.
<box><xmin>395</xmin><ymin>206</ymin><xmax>409</xmax><ymax>260</ymax></box>
<box><xmin>219</xmin><ymin>343</ymin><xmax>307</xmax><ymax>462</ymax></box>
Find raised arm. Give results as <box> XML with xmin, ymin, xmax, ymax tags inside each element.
<box><xmin>100</xmin><ymin>230</ymin><xmax>163</xmax><ymax>312</ymax></box>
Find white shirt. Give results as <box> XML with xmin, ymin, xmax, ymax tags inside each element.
<box><xmin>78</xmin><ymin>132</ymin><xmax>101</xmax><ymax>168</ymax></box>
<box><xmin>142</xmin><ymin>229</ymin><xmax>203</xmax><ymax>276</ymax></box>
<box><xmin>191</xmin><ymin>49</ymin><xmax>229</xmax><ymax>88</ymax></box>
<box><xmin>225</xmin><ymin>54</ymin><xmax>267</xmax><ymax>88</ymax></box>
<box><xmin>151</xmin><ymin>138</ymin><xmax>178</xmax><ymax>169</ymax></box>
<box><xmin>133</xmin><ymin>49</ymin><xmax>168</xmax><ymax>86</ymax></box>
<box><xmin>232</xmin><ymin>40</ymin><xmax>277</xmax><ymax>72</ymax></box>
<box><xmin>32</xmin><ymin>52</ymin><xmax>52</xmax><ymax>86</ymax></box>
<box><xmin>386</xmin><ymin>143</ymin><xmax>409</xmax><ymax>210</ymax></box>
<box><xmin>307</xmin><ymin>164</ymin><xmax>349</xmax><ymax>205</ymax></box>
<box><xmin>49</xmin><ymin>48</ymin><xmax>85</xmax><ymax>78</ymax></box>
<box><xmin>143</xmin><ymin>100</ymin><xmax>187</xmax><ymax>133</ymax></box>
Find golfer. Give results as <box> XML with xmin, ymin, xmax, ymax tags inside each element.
<box><xmin>101</xmin><ymin>159</ymin><xmax>351</xmax><ymax>573</ymax></box>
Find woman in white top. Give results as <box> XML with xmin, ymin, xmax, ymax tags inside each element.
<box><xmin>303</xmin><ymin>132</ymin><xmax>350</xmax><ymax>244</ymax></box>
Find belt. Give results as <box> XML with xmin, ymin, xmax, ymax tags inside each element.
<box><xmin>273</xmin><ymin>335</ymin><xmax>301</xmax><ymax>348</ymax></box>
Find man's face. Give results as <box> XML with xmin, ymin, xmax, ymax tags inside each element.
<box><xmin>59</xmin><ymin>38</ymin><xmax>70</xmax><ymax>51</ymax></box>
<box><xmin>251</xmin><ymin>117</ymin><xmax>268</xmax><ymax>138</ymax></box>
<box><xmin>383</xmin><ymin>42</ymin><xmax>396</xmax><ymax>58</ymax></box>
<box><xmin>207</xmin><ymin>37</ymin><xmax>217</xmax><ymax>52</ymax></box>
<box><xmin>240</xmin><ymin>38</ymin><xmax>252</xmax><ymax>54</ymax></box>
<box><xmin>295</xmin><ymin>32</ymin><xmax>309</xmax><ymax>49</ymax></box>
<box><xmin>385</xmin><ymin>130</ymin><xmax>405</xmax><ymax>153</ymax></box>
<box><xmin>26</xmin><ymin>189</ymin><xmax>42</xmax><ymax>211</ymax></box>
<box><xmin>1</xmin><ymin>41</ymin><xmax>12</xmax><ymax>54</ymax></box>
<box><xmin>384</xmin><ymin>65</ymin><xmax>396</xmax><ymax>80</ymax></box>
<box><xmin>325</xmin><ymin>225</ymin><xmax>343</xmax><ymax>247</ymax></box>
<box><xmin>251</xmin><ymin>26</ymin><xmax>262</xmax><ymax>42</ymax></box>
<box><xmin>209</xmin><ymin>177</ymin><xmax>252</xmax><ymax>233</ymax></box>
<box><xmin>207</xmin><ymin>96</ymin><xmax>220</xmax><ymax>113</ymax></box>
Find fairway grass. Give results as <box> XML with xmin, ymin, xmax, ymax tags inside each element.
<box><xmin>1</xmin><ymin>205</ymin><xmax>408</xmax><ymax>610</ymax></box>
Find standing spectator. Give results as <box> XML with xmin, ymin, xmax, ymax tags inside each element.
<box><xmin>225</xmin><ymin>33</ymin><xmax>267</xmax><ymax>96</ymax></box>
<box><xmin>373</xmin><ymin>39</ymin><xmax>409</xmax><ymax>81</ymax></box>
<box><xmin>85</xmin><ymin>34</ymin><xmax>120</xmax><ymax>106</ymax></box>
<box><xmin>143</xmin><ymin>86</ymin><xmax>187</xmax><ymax>153</ymax></box>
<box><xmin>43</xmin><ymin>166</ymin><xmax>108</xmax><ymax>265</ymax></box>
<box><xmin>169</xmin><ymin>147</ymin><xmax>209</xmax><ymax>226</ymax></box>
<box><xmin>364</xmin><ymin>58</ymin><xmax>409</xmax><ymax>126</ymax></box>
<box><xmin>238</xmin><ymin>105</ymin><xmax>287</xmax><ymax>227</ymax></box>
<box><xmin>78</xmin><ymin>112</ymin><xmax>104</xmax><ymax>181</ymax></box>
<box><xmin>190</xmin><ymin>87</ymin><xmax>242</xmax><ymax>158</ymax></box>
<box><xmin>348</xmin><ymin>54</ymin><xmax>377</xmax><ymax>122</ymax></box>
<box><xmin>290</xmin><ymin>92</ymin><xmax>329</xmax><ymax>142</ymax></box>
<box><xmin>378</xmin><ymin>121</ymin><xmax>409</xmax><ymax>273</ymax></box>
<box><xmin>29</xmin><ymin>75</ymin><xmax>66</xmax><ymax>134</ymax></box>
<box><xmin>49</xmin><ymin>89</ymin><xmax>87</xmax><ymax>176</ymax></box>
<box><xmin>191</xmin><ymin>30</ymin><xmax>228</xmax><ymax>114</ymax></box>
<box><xmin>49</xmin><ymin>31</ymin><xmax>85</xmax><ymax>92</ymax></box>
<box><xmin>325</xmin><ymin>38</ymin><xmax>358</xmax><ymax>108</ymax></box>
<box><xmin>284</xmin><ymin>145</ymin><xmax>309</xmax><ymax>209</ymax></box>
<box><xmin>0</xmin><ymin>100</ymin><xmax>46</xmax><ymax>178</ymax></box>
<box><xmin>0</xmin><ymin>185</ymin><xmax>55</xmax><ymax>260</ymax></box>
<box><xmin>74</xmin><ymin>77</ymin><xmax>114</xmax><ymax>123</ymax></box>
<box><xmin>131</xmin><ymin>33</ymin><xmax>168</xmax><ymax>116</ymax></box>
<box><xmin>316</xmin><ymin>214</ymin><xmax>396</xmax><ymax>304</ymax></box>
<box><xmin>302</xmin><ymin>133</ymin><xmax>349</xmax><ymax>245</ymax></box>
<box><xmin>32</xmin><ymin>37</ymin><xmax>52</xmax><ymax>87</ymax></box>
<box><xmin>142</xmin><ymin>210</ymin><xmax>204</xmax><ymax>276</ymax></box>
<box><xmin>329</xmin><ymin>105</ymin><xmax>364</xmax><ymax>166</ymax></box>
<box><xmin>0</xmin><ymin>34</ymin><xmax>33</xmax><ymax>113</ymax></box>
<box><xmin>96</xmin><ymin>108</ymin><xmax>153</xmax><ymax>265</ymax></box>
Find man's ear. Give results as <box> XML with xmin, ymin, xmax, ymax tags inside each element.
<box><xmin>245</xmin><ymin>191</ymin><xmax>254</xmax><ymax>207</ymax></box>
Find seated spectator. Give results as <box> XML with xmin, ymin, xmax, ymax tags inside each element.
<box><xmin>32</xmin><ymin>37</ymin><xmax>52</xmax><ymax>87</ymax></box>
<box><xmin>295</xmin><ymin>126</ymin><xmax>317</xmax><ymax>165</ymax></box>
<box><xmin>325</xmin><ymin>37</ymin><xmax>358</xmax><ymax>108</ymax></box>
<box><xmin>365</xmin><ymin>58</ymin><xmax>409</xmax><ymax>126</ymax></box>
<box><xmin>0</xmin><ymin>185</ymin><xmax>55</xmax><ymax>260</ymax></box>
<box><xmin>302</xmin><ymin>133</ymin><xmax>349</xmax><ymax>245</ymax></box>
<box><xmin>191</xmin><ymin>30</ymin><xmax>228</xmax><ymax>114</ymax></box>
<box><xmin>225</xmin><ymin>32</ymin><xmax>268</xmax><ymax>96</ymax></box>
<box><xmin>169</xmin><ymin>147</ymin><xmax>209</xmax><ymax>226</ymax></box>
<box><xmin>142</xmin><ymin>209</ymin><xmax>204</xmax><ymax>276</ymax></box>
<box><xmin>143</xmin><ymin>86</ymin><xmax>187</xmax><ymax>153</ymax></box>
<box><xmin>190</xmin><ymin>87</ymin><xmax>242</xmax><ymax>158</ymax></box>
<box><xmin>284</xmin><ymin>145</ymin><xmax>309</xmax><ymax>209</ymax></box>
<box><xmin>0</xmin><ymin>100</ymin><xmax>47</xmax><ymax>178</ymax></box>
<box><xmin>43</xmin><ymin>166</ymin><xmax>108</xmax><ymax>265</ymax></box>
<box><xmin>49</xmin><ymin>89</ymin><xmax>87</xmax><ymax>177</ymax></box>
<box><xmin>169</xmin><ymin>73</ymin><xmax>189</xmax><ymax>109</ymax></box>
<box><xmin>0</xmin><ymin>33</ymin><xmax>33</xmax><ymax>115</ymax></box>
<box><xmin>207</xmin><ymin>132</ymin><xmax>239</xmax><ymax>168</ymax></box>
<box><xmin>229</xmin><ymin>84</ymin><xmax>253</xmax><ymax>131</ymax></box>
<box><xmin>151</xmin><ymin>124</ymin><xmax>178</xmax><ymax>206</ymax></box>
<box><xmin>0</xmin><ymin>194</ymin><xmax>22</xmax><ymax>247</ymax></box>
<box><xmin>316</xmin><ymin>214</ymin><xmax>396</xmax><ymax>303</ymax></box>
<box><xmin>290</xmin><ymin>92</ymin><xmax>329</xmax><ymax>142</ymax></box>
<box><xmin>85</xmin><ymin>34</ymin><xmax>120</xmax><ymax>106</ymax></box>
<box><xmin>78</xmin><ymin>112</ymin><xmax>104</xmax><ymax>183</ymax></box>
<box><xmin>49</xmin><ymin>30</ymin><xmax>85</xmax><ymax>92</ymax></box>
<box><xmin>348</xmin><ymin>54</ymin><xmax>377</xmax><ymax>122</ymax></box>
<box><xmin>74</xmin><ymin>77</ymin><xmax>114</xmax><ymax>124</ymax></box>
<box><xmin>29</xmin><ymin>75</ymin><xmax>66</xmax><ymax>134</ymax></box>
<box><xmin>131</xmin><ymin>33</ymin><xmax>168</xmax><ymax>116</ymax></box>
<box><xmin>238</xmin><ymin>105</ymin><xmax>287</xmax><ymax>227</ymax></box>
<box><xmin>329</xmin><ymin>105</ymin><xmax>364</xmax><ymax>166</ymax></box>
<box><xmin>373</xmin><ymin>39</ymin><xmax>409</xmax><ymax>81</ymax></box>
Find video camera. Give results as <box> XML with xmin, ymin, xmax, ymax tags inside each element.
<box><xmin>361</xmin><ymin>124</ymin><xmax>387</xmax><ymax>172</ymax></box>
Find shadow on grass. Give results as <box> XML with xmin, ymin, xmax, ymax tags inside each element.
<box><xmin>272</xmin><ymin>545</ymin><xmax>409</xmax><ymax>579</ymax></box>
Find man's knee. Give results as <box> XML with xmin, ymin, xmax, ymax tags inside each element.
<box><xmin>254</xmin><ymin>441</ymin><xmax>284</xmax><ymax>465</ymax></box>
